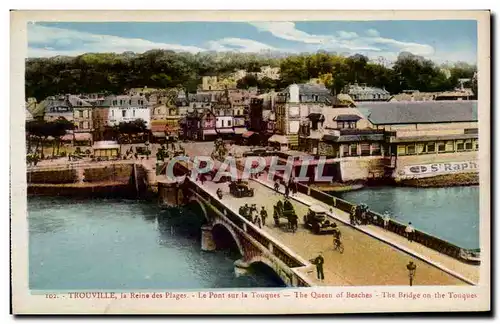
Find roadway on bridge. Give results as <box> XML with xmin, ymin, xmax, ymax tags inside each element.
<box><xmin>200</xmin><ymin>179</ymin><xmax>467</xmax><ymax>286</ymax></box>
<box><xmin>180</xmin><ymin>142</ymin><xmax>473</xmax><ymax>286</ymax></box>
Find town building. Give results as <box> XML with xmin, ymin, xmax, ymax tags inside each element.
<box><xmin>353</xmin><ymin>100</ymin><xmax>479</xmax><ymax>181</ymax></box>
<box><xmin>346</xmin><ymin>84</ymin><xmax>391</xmax><ymax>102</ymax></box>
<box><xmin>272</xmin><ymin>83</ymin><xmax>333</xmax><ymax>151</ymax></box>
<box><xmin>101</xmin><ymin>95</ymin><xmax>151</xmax><ymax>129</ymax></box>
<box><xmin>199</xmin><ymin>75</ymin><xmax>237</xmax><ymax>91</ymax></box>
<box><xmin>256</xmin><ymin>66</ymin><xmax>280</xmax><ymax>80</ymax></box>
<box><xmin>25</xmin><ymin>107</ymin><xmax>34</xmax><ymax>121</ymax></box>
<box><xmin>43</xmin><ymin>95</ymin><xmax>77</xmax><ymax>122</ymax></box>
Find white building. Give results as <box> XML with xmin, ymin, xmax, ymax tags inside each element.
<box><xmin>103</xmin><ymin>95</ymin><xmax>151</xmax><ymax>129</ymax></box>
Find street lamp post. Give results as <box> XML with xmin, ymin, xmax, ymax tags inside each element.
<box><xmin>406</xmin><ymin>261</ymin><xmax>417</xmax><ymax>286</ymax></box>
<box><xmin>145</xmin><ymin>141</ymin><xmax>150</xmax><ymax>160</ymax></box>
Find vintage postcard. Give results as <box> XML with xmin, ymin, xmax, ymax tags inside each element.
<box><xmin>10</xmin><ymin>10</ymin><xmax>491</xmax><ymax>314</ymax></box>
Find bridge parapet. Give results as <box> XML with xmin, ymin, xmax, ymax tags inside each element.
<box><xmin>262</xmin><ymin>166</ymin><xmax>475</xmax><ymax>264</ymax></box>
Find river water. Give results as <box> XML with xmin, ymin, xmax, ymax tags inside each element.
<box><xmin>29</xmin><ymin>185</ymin><xmax>479</xmax><ymax>290</ymax></box>
<box><xmin>331</xmin><ymin>186</ymin><xmax>480</xmax><ymax>250</ymax></box>
<box><xmin>28</xmin><ymin>197</ymin><xmax>284</xmax><ymax>291</ymax></box>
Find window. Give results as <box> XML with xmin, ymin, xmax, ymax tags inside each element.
<box><xmin>111</xmin><ymin>110</ymin><xmax>114</xmax><ymax>117</ymax></box>
<box><xmin>79</xmin><ymin>110</ymin><xmax>83</xmax><ymax>118</ymax></box>
<box><xmin>350</xmin><ymin>144</ymin><xmax>358</xmax><ymax>156</ymax></box>
<box><xmin>79</xmin><ymin>122</ymin><xmax>84</xmax><ymax>129</ymax></box>
<box><xmin>228</xmin><ymin>120</ymin><xmax>232</xmax><ymax>127</ymax></box>
<box><xmin>360</xmin><ymin>143</ymin><xmax>371</xmax><ymax>156</ymax></box>
<box><xmin>371</xmin><ymin>143</ymin><xmax>381</xmax><ymax>155</ymax></box>
<box><xmin>349</xmin><ymin>121</ymin><xmax>357</xmax><ymax>129</ymax></box>
<box><xmin>133</xmin><ymin>110</ymin><xmax>136</xmax><ymax>117</ymax></box>
<box><xmin>406</xmin><ymin>144</ymin><xmax>416</xmax><ymax>155</ymax></box>
<box><xmin>456</xmin><ymin>140</ymin><xmax>465</xmax><ymax>151</ymax></box>
<box><xmin>337</xmin><ymin>121</ymin><xmax>345</xmax><ymax>129</ymax></box>
<box><xmin>83</xmin><ymin>121</ymin><xmax>88</xmax><ymax>129</ymax></box>
<box><xmin>122</xmin><ymin>110</ymin><xmax>126</xmax><ymax>118</ymax></box>
<box><xmin>445</xmin><ymin>141</ymin><xmax>454</xmax><ymax>152</ymax></box>
<box><xmin>474</xmin><ymin>139</ymin><xmax>479</xmax><ymax>150</ymax></box>
<box><xmin>425</xmin><ymin>142</ymin><xmax>436</xmax><ymax>153</ymax></box>
<box><xmin>129</xmin><ymin>99</ymin><xmax>132</xmax><ymax>105</ymax></box>
<box><xmin>437</xmin><ymin>142</ymin><xmax>446</xmax><ymax>153</ymax></box>
<box><xmin>221</xmin><ymin>120</ymin><xmax>224</xmax><ymax>127</ymax></box>
<box><xmin>416</xmin><ymin>143</ymin><xmax>425</xmax><ymax>154</ymax></box>
<box><xmin>465</xmin><ymin>140</ymin><xmax>473</xmax><ymax>150</ymax></box>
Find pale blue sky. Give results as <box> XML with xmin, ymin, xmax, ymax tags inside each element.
<box><xmin>27</xmin><ymin>20</ymin><xmax>477</xmax><ymax>64</ymax></box>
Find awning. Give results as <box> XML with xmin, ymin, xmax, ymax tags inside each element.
<box><xmin>390</xmin><ymin>134</ymin><xmax>478</xmax><ymax>143</ymax></box>
<box><xmin>242</xmin><ymin>131</ymin><xmax>255</xmax><ymax>138</ymax></box>
<box><xmin>234</xmin><ymin>127</ymin><xmax>247</xmax><ymax>134</ymax></box>
<box><xmin>217</xmin><ymin>128</ymin><xmax>234</xmax><ymax>134</ymax></box>
<box><xmin>268</xmin><ymin>134</ymin><xmax>288</xmax><ymax>144</ymax></box>
<box><xmin>307</xmin><ymin>113</ymin><xmax>325</xmax><ymax>122</ymax></box>
<box><xmin>152</xmin><ymin>132</ymin><xmax>166</xmax><ymax>138</ymax></box>
<box><xmin>334</xmin><ymin>114</ymin><xmax>362</xmax><ymax>121</ymax></box>
<box><xmin>74</xmin><ymin>133</ymin><xmax>92</xmax><ymax>141</ymax></box>
<box><xmin>203</xmin><ymin>129</ymin><xmax>217</xmax><ymax>136</ymax></box>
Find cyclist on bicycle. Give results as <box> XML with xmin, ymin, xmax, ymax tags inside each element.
<box><xmin>332</xmin><ymin>223</ymin><xmax>342</xmax><ymax>248</ymax></box>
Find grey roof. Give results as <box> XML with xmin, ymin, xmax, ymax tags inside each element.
<box><xmin>100</xmin><ymin>95</ymin><xmax>149</xmax><ymax>107</ymax></box>
<box><xmin>281</xmin><ymin>83</ymin><xmax>334</xmax><ymax>104</ymax></box>
<box><xmin>356</xmin><ymin>101</ymin><xmax>478</xmax><ymax>125</ymax></box>
<box><xmin>334</xmin><ymin>114</ymin><xmax>362</xmax><ymax>121</ymax></box>
<box><xmin>348</xmin><ymin>85</ymin><xmax>390</xmax><ymax>95</ymax></box>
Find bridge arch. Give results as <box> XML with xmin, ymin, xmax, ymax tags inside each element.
<box><xmin>211</xmin><ymin>220</ymin><xmax>244</xmax><ymax>257</ymax></box>
<box><xmin>247</xmin><ymin>256</ymin><xmax>287</xmax><ymax>286</ymax></box>
<box><xmin>187</xmin><ymin>196</ymin><xmax>208</xmax><ymax>222</ymax></box>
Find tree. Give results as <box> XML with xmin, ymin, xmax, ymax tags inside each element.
<box><xmin>236</xmin><ymin>74</ymin><xmax>259</xmax><ymax>89</ymax></box>
<box><xmin>117</xmin><ymin>119</ymin><xmax>148</xmax><ymax>143</ymax></box>
<box><xmin>257</xmin><ymin>77</ymin><xmax>277</xmax><ymax>92</ymax></box>
<box><xmin>51</xmin><ymin>117</ymin><xmax>74</xmax><ymax>157</ymax></box>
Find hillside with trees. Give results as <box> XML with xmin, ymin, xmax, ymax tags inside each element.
<box><xmin>25</xmin><ymin>50</ymin><xmax>477</xmax><ymax>101</ymax></box>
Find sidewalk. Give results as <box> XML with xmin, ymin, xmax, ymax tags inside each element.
<box><xmin>253</xmin><ymin>172</ymin><xmax>479</xmax><ymax>285</ymax></box>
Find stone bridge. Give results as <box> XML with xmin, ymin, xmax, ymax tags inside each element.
<box><xmin>158</xmin><ymin>176</ymin><xmax>316</xmax><ymax>287</ymax></box>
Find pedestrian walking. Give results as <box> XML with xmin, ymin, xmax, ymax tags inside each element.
<box><xmin>310</xmin><ymin>252</ymin><xmax>325</xmax><ymax>281</ymax></box>
<box><xmin>349</xmin><ymin>206</ymin><xmax>356</xmax><ymax>225</ymax></box>
<box><xmin>284</xmin><ymin>185</ymin><xmax>290</xmax><ymax>198</ymax></box>
<box><xmin>292</xmin><ymin>178</ymin><xmax>298</xmax><ymax>195</ymax></box>
<box><xmin>383</xmin><ymin>211</ymin><xmax>390</xmax><ymax>230</ymax></box>
<box><xmin>253</xmin><ymin>213</ymin><xmax>262</xmax><ymax>228</ymax></box>
<box><xmin>405</xmin><ymin>222</ymin><xmax>415</xmax><ymax>242</ymax></box>
<box><xmin>260</xmin><ymin>206</ymin><xmax>268</xmax><ymax>226</ymax></box>
<box><xmin>274</xmin><ymin>179</ymin><xmax>280</xmax><ymax>193</ymax></box>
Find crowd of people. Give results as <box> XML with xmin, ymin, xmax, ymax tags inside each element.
<box><xmin>273</xmin><ymin>177</ymin><xmax>299</xmax><ymax>198</ymax></box>
<box><xmin>238</xmin><ymin>203</ymin><xmax>268</xmax><ymax>228</ymax></box>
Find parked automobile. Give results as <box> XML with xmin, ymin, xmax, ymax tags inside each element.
<box><xmin>228</xmin><ymin>180</ymin><xmax>255</xmax><ymax>198</ymax></box>
<box><xmin>304</xmin><ymin>205</ymin><xmax>337</xmax><ymax>234</ymax></box>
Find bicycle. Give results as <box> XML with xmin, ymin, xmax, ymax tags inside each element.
<box><xmin>333</xmin><ymin>239</ymin><xmax>344</xmax><ymax>254</ymax></box>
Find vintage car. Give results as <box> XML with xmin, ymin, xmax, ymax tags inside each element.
<box><xmin>228</xmin><ymin>181</ymin><xmax>255</xmax><ymax>198</ymax></box>
<box><xmin>303</xmin><ymin>205</ymin><xmax>337</xmax><ymax>234</ymax></box>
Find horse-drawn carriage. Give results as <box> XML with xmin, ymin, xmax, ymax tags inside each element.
<box><xmin>273</xmin><ymin>199</ymin><xmax>298</xmax><ymax>232</ymax></box>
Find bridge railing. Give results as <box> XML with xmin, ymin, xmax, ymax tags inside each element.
<box><xmin>250</xmin><ymin>164</ymin><xmax>473</xmax><ymax>263</ymax></box>
<box><xmin>176</xmin><ymin>162</ymin><xmax>308</xmax><ymax>270</ymax></box>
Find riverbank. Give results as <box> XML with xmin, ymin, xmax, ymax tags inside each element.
<box><xmin>396</xmin><ymin>172</ymin><xmax>479</xmax><ymax>188</ymax></box>
<box><xmin>310</xmin><ymin>181</ymin><xmax>365</xmax><ymax>193</ymax></box>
